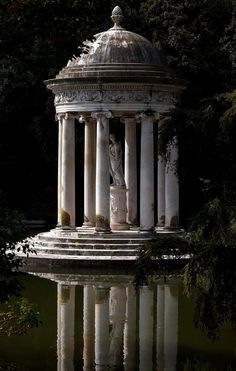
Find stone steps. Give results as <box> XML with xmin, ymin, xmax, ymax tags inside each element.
<box><xmin>36</xmin><ymin>233</ymin><xmax>152</xmax><ymax>245</ymax></box>
<box><xmin>33</xmin><ymin>239</ymin><xmax>142</xmax><ymax>249</ymax></box>
<box><xmin>30</xmin><ymin>246</ymin><xmax>138</xmax><ymax>256</ymax></box>
<box><xmin>17</xmin><ymin>228</ymin><xmax>157</xmax><ymax>266</ymax></box>
<box><xmin>19</xmin><ymin>253</ymin><xmax>137</xmax><ymax>261</ymax></box>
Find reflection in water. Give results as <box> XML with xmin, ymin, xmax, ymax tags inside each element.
<box><xmin>57</xmin><ymin>284</ymin><xmax>75</xmax><ymax>371</ymax></box>
<box><xmin>56</xmin><ymin>279</ymin><xmax>179</xmax><ymax>371</ymax></box>
<box><xmin>84</xmin><ymin>285</ymin><xmax>95</xmax><ymax>370</ymax></box>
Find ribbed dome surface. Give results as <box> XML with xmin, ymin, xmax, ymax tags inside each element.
<box><xmin>47</xmin><ymin>6</ymin><xmax>187</xmax><ymax>87</ymax></box>
<box><xmin>76</xmin><ymin>27</ymin><xmax>161</xmax><ymax>65</ymax></box>
<box><xmin>65</xmin><ymin>5</ymin><xmax>161</xmax><ymax>67</ymax></box>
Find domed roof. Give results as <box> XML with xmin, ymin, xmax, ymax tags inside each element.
<box><xmin>45</xmin><ymin>6</ymin><xmax>187</xmax><ymax>114</ymax></box>
<box><xmin>52</xmin><ymin>6</ymin><xmax>167</xmax><ymax>82</ymax></box>
<box><xmin>46</xmin><ymin>6</ymin><xmax>188</xmax><ymax>90</ymax></box>
<box><xmin>73</xmin><ymin>6</ymin><xmax>161</xmax><ymax>66</ymax></box>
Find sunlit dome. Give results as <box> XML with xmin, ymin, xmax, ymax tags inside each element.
<box><xmin>54</xmin><ymin>6</ymin><xmax>168</xmax><ymax>83</ymax></box>
<box><xmin>73</xmin><ymin>6</ymin><xmax>161</xmax><ymax>65</ymax></box>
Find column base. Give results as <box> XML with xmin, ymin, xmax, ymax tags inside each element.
<box><xmin>57</xmin><ymin>225</ymin><xmax>77</xmax><ymax>231</ymax></box>
<box><xmin>140</xmin><ymin>227</ymin><xmax>155</xmax><ymax>232</ymax></box>
<box><xmin>95</xmin><ymin>227</ymin><xmax>111</xmax><ymax>233</ymax></box>
<box><xmin>155</xmin><ymin>226</ymin><xmax>165</xmax><ymax>232</ymax></box>
<box><xmin>95</xmin><ymin>214</ymin><xmax>111</xmax><ymax>233</ymax></box>
<box><xmin>110</xmin><ymin>222</ymin><xmax>129</xmax><ymax>231</ymax></box>
<box><xmin>82</xmin><ymin>222</ymin><xmax>95</xmax><ymax>228</ymax></box>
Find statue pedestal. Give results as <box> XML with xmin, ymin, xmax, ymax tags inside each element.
<box><xmin>110</xmin><ymin>186</ymin><xmax>129</xmax><ymax>230</ymax></box>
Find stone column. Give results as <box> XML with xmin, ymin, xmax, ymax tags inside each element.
<box><xmin>94</xmin><ymin>287</ymin><xmax>110</xmax><ymax>370</ymax></box>
<box><xmin>109</xmin><ymin>286</ymin><xmax>126</xmax><ymax>369</ymax></box>
<box><xmin>123</xmin><ymin>117</ymin><xmax>137</xmax><ymax>225</ymax></box>
<box><xmin>139</xmin><ymin>285</ymin><xmax>154</xmax><ymax>371</ymax></box>
<box><xmin>165</xmin><ymin>136</ymin><xmax>179</xmax><ymax>228</ymax></box>
<box><xmin>140</xmin><ymin>113</ymin><xmax>155</xmax><ymax>230</ymax></box>
<box><xmin>92</xmin><ymin>111</ymin><xmax>112</xmax><ymax>232</ymax></box>
<box><xmin>124</xmin><ymin>284</ymin><xmax>137</xmax><ymax>371</ymax></box>
<box><xmin>61</xmin><ymin>113</ymin><xmax>76</xmax><ymax>228</ymax></box>
<box><xmin>57</xmin><ymin>114</ymin><xmax>63</xmax><ymax>227</ymax></box>
<box><xmin>83</xmin><ymin>117</ymin><xmax>96</xmax><ymax>227</ymax></box>
<box><xmin>157</xmin><ymin>118</ymin><xmax>166</xmax><ymax>228</ymax></box>
<box><xmin>83</xmin><ymin>285</ymin><xmax>95</xmax><ymax>371</ymax></box>
<box><xmin>164</xmin><ymin>285</ymin><xmax>178</xmax><ymax>371</ymax></box>
<box><xmin>57</xmin><ymin>284</ymin><xmax>75</xmax><ymax>371</ymax></box>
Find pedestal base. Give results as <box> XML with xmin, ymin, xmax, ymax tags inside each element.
<box><xmin>110</xmin><ymin>186</ymin><xmax>129</xmax><ymax>231</ymax></box>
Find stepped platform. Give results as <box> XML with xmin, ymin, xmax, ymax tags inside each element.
<box><xmin>16</xmin><ymin>227</ymin><xmax>186</xmax><ymax>269</ymax></box>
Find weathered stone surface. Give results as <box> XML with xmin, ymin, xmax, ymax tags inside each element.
<box><xmin>45</xmin><ymin>7</ymin><xmax>187</xmax><ymax>113</ymax></box>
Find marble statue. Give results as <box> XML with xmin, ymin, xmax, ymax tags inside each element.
<box><xmin>109</xmin><ymin>134</ymin><xmax>125</xmax><ymax>187</ymax></box>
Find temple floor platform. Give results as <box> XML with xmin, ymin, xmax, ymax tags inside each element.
<box><xmin>16</xmin><ymin>227</ymin><xmax>186</xmax><ymax>269</ymax></box>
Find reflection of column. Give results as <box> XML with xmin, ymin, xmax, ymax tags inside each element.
<box><xmin>92</xmin><ymin>112</ymin><xmax>112</xmax><ymax>232</ymax></box>
<box><xmin>109</xmin><ymin>287</ymin><xmax>126</xmax><ymax>369</ymax></box>
<box><xmin>164</xmin><ymin>285</ymin><xmax>178</xmax><ymax>371</ymax></box>
<box><xmin>124</xmin><ymin>285</ymin><xmax>137</xmax><ymax>371</ymax></box>
<box><xmin>123</xmin><ymin>117</ymin><xmax>137</xmax><ymax>225</ymax></box>
<box><xmin>139</xmin><ymin>286</ymin><xmax>154</xmax><ymax>371</ymax></box>
<box><xmin>83</xmin><ymin>117</ymin><xmax>96</xmax><ymax>227</ymax></box>
<box><xmin>156</xmin><ymin>285</ymin><xmax>165</xmax><ymax>370</ymax></box>
<box><xmin>94</xmin><ymin>287</ymin><xmax>110</xmax><ymax>370</ymax></box>
<box><xmin>57</xmin><ymin>114</ymin><xmax>63</xmax><ymax>226</ymax></box>
<box><xmin>83</xmin><ymin>285</ymin><xmax>95</xmax><ymax>371</ymax></box>
<box><xmin>61</xmin><ymin>113</ymin><xmax>76</xmax><ymax>228</ymax></box>
<box><xmin>157</xmin><ymin>118</ymin><xmax>166</xmax><ymax>228</ymax></box>
<box><xmin>165</xmin><ymin>137</ymin><xmax>179</xmax><ymax>228</ymax></box>
<box><xmin>140</xmin><ymin>113</ymin><xmax>155</xmax><ymax>230</ymax></box>
<box><xmin>57</xmin><ymin>284</ymin><xmax>75</xmax><ymax>371</ymax></box>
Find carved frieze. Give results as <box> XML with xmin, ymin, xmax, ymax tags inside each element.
<box><xmin>55</xmin><ymin>90</ymin><xmax>102</xmax><ymax>104</ymax></box>
<box><xmin>103</xmin><ymin>90</ymin><xmax>150</xmax><ymax>103</ymax></box>
<box><xmin>54</xmin><ymin>87</ymin><xmax>178</xmax><ymax>106</ymax></box>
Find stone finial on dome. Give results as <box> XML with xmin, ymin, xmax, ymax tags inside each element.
<box><xmin>111</xmin><ymin>6</ymin><xmax>124</xmax><ymax>28</ymax></box>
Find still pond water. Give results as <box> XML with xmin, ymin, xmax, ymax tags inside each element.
<box><xmin>0</xmin><ymin>270</ymin><xmax>235</xmax><ymax>371</ymax></box>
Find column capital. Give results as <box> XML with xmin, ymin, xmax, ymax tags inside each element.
<box><xmin>80</xmin><ymin>115</ymin><xmax>96</xmax><ymax>124</ymax></box>
<box><xmin>91</xmin><ymin>111</ymin><xmax>112</xmax><ymax>120</ymax></box>
<box><xmin>139</xmin><ymin>111</ymin><xmax>160</xmax><ymax>121</ymax></box>
<box><xmin>94</xmin><ymin>287</ymin><xmax>110</xmax><ymax>303</ymax></box>
<box><xmin>55</xmin><ymin>112</ymin><xmax>80</xmax><ymax>121</ymax></box>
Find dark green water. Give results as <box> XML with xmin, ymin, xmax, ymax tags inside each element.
<box><xmin>0</xmin><ymin>271</ymin><xmax>235</xmax><ymax>371</ymax></box>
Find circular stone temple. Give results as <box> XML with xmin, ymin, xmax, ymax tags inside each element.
<box><xmin>29</xmin><ymin>6</ymin><xmax>187</xmax><ymax>265</ymax></box>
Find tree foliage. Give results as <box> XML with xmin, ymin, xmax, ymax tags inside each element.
<box><xmin>140</xmin><ymin>0</ymin><xmax>234</xmax><ymax>88</ymax></box>
<box><xmin>183</xmin><ymin>192</ymin><xmax>236</xmax><ymax>340</ymax></box>
<box><xmin>0</xmin><ymin>297</ymin><xmax>41</xmax><ymax>336</ymax></box>
<box><xmin>0</xmin><ymin>195</ymin><xmax>40</xmax><ymax>337</ymax></box>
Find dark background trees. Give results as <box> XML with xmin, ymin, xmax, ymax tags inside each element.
<box><xmin>0</xmin><ymin>0</ymin><xmax>235</xmax><ymax>230</ymax></box>
<box><xmin>141</xmin><ymin>0</ymin><xmax>236</xmax><ymax>226</ymax></box>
